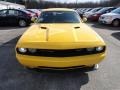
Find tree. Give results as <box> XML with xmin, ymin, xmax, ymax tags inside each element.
<box><xmin>1</xmin><ymin>0</ymin><xmax>120</xmax><ymax>8</ymax></box>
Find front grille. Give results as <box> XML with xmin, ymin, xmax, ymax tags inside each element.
<box><xmin>17</xmin><ymin>47</ymin><xmax>106</xmax><ymax>57</ymax></box>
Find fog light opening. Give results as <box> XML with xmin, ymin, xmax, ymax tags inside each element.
<box><xmin>28</xmin><ymin>49</ymin><xmax>37</xmax><ymax>53</ymax></box>
<box><xmin>87</xmin><ymin>48</ymin><xmax>95</xmax><ymax>52</ymax></box>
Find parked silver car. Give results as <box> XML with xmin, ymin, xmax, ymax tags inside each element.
<box><xmin>99</xmin><ymin>7</ymin><xmax>120</xmax><ymax>26</ymax></box>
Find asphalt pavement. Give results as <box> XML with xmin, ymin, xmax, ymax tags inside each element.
<box><xmin>0</xmin><ymin>23</ymin><xmax>120</xmax><ymax>90</ymax></box>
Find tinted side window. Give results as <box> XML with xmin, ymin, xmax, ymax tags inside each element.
<box><xmin>8</xmin><ymin>10</ymin><xmax>15</xmax><ymax>15</ymax></box>
<box><xmin>18</xmin><ymin>11</ymin><xmax>24</xmax><ymax>16</ymax></box>
<box><xmin>0</xmin><ymin>10</ymin><xmax>7</xmax><ymax>15</ymax></box>
<box><xmin>8</xmin><ymin>10</ymin><xmax>21</xmax><ymax>16</ymax></box>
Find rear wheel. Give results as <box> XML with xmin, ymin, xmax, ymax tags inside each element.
<box><xmin>112</xmin><ymin>19</ymin><xmax>120</xmax><ymax>27</ymax></box>
<box><xmin>19</xmin><ymin>20</ymin><xmax>27</xmax><ymax>27</ymax></box>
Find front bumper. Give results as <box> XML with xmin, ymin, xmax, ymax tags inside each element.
<box><xmin>99</xmin><ymin>18</ymin><xmax>112</xmax><ymax>24</ymax></box>
<box><xmin>16</xmin><ymin>53</ymin><xmax>105</xmax><ymax>68</ymax></box>
<box><xmin>31</xmin><ymin>17</ymin><xmax>37</xmax><ymax>22</ymax></box>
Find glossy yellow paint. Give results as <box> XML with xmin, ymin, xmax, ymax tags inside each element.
<box><xmin>16</xmin><ymin>8</ymin><xmax>106</xmax><ymax>69</ymax></box>
<box><xmin>17</xmin><ymin>23</ymin><xmax>105</xmax><ymax>49</ymax></box>
<box><xmin>16</xmin><ymin>53</ymin><xmax>105</xmax><ymax>68</ymax></box>
<box><xmin>43</xmin><ymin>8</ymin><xmax>75</xmax><ymax>12</ymax></box>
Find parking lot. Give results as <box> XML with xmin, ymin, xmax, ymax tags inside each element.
<box><xmin>0</xmin><ymin>22</ymin><xmax>120</xmax><ymax>90</ymax></box>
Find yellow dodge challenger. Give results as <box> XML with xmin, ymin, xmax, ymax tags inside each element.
<box><xmin>16</xmin><ymin>8</ymin><xmax>106</xmax><ymax>70</ymax></box>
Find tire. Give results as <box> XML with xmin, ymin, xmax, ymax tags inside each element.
<box><xmin>18</xmin><ymin>20</ymin><xmax>27</xmax><ymax>27</ymax></box>
<box><xmin>24</xmin><ymin>66</ymin><xmax>35</xmax><ymax>70</ymax></box>
<box><xmin>112</xmin><ymin>19</ymin><xmax>120</xmax><ymax>27</ymax></box>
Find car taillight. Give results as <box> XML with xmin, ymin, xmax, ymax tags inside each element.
<box><xmin>35</xmin><ymin>13</ymin><xmax>38</xmax><ymax>17</ymax></box>
<box><xmin>27</xmin><ymin>13</ymin><xmax>32</xmax><ymax>17</ymax></box>
<box><xmin>34</xmin><ymin>13</ymin><xmax>38</xmax><ymax>17</ymax></box>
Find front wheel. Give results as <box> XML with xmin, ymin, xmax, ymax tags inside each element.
<box><xmin>112</xmin><ymin>19</ymin><xmax>120</xmax><ymax>27</ymax></box>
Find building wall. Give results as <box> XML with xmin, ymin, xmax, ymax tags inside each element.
<box><xmin>0</xmin><ymin>4</ymin><xmax>7</xmax><ymax>10</ymax></box>
<box><xmin>8</xmin><ymin>5</ymin><xmax>25</xmax><ymax>9</ymax></box>
<box><xmin>0</xmin><ymin>1</ymin><xmax>25</xmax><ymax>10</ymax></box>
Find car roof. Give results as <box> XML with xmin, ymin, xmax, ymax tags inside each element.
<box><xmin>0</xmin><ymin>8</ymin><xmax>21</xmax><ymax>10</ymax></box>
<box><xmin>42</xmin><ymin>8</ymin><xmax>75</xmax><ymax>12</ymax></box>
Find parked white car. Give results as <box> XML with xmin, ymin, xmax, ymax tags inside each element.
<box><xmin>99</xmin><ymin>7</ymin><xmax>120</xmax><ymax>26</ymax></box>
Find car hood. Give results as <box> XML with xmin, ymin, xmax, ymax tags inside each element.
<box><xmin>85</xmin><ymin>11</ymin><xmax>92</xmax><ymax>14</ymax></box>
<box><xmin>84</xmin><ymin>12</ymin><xmax>94</xmax><ymax>17</ymax></box>
<box><xmin>102</xmin><ymin>12</ymin><xmax>119</xmax><ymax>17</ymax></box>
<box><xmin>16</xmin><ymin>23</ymin><xmax>105</xmax><ymax>49</ymax></box>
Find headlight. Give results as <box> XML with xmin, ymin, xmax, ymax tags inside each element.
<box><xmin>18</xmin><ymin>48</ymin><xmax>27</xmax><ymax>53</ymax></box>
<box><xmin>105</xmin><ymin>16</ymin><xmax>112</xmax><ymax>19</ymax></box>
<box><xmin>96</xmin><ymin>46</ymin><xmax>104</xmax><ymax>52</ymax></box>
<box><xmin>28</xmin><ymin>49</ymin><xmax>37</xmax><ymax>53</ymax></box>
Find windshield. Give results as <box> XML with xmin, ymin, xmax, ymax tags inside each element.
<box><xmin>96</xmin><ymin>8</ymin><xmax>108</xmax><ymax>13</ymax></box>
<box><xmin>90</xmin><ymin>8</ymin><xmax>101</xmax><ymax>12</ymax></box>
<box><xmin>111</xmin><ymin>8</ymin><xmax>120</xmax><ymax>14</ymax></box>
<box><xmin>37</xmin><ymin>11</ymin><xmax>80</xmax><ymax>23</ymax></box>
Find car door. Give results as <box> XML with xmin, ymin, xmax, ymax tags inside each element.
<box><xmin>7</xmin><ymin>9</ymin><xmax>18</xmax><ymax>25</ymax></box>
<box><xmin>17</xmin><ymin>10</ymin><xmax>26</xmax><ymax>19</ymax></box>
<box><xmin>0</xmin><ymin>10</ymin><xmax>8</xmax><ymax>25</ymax></box>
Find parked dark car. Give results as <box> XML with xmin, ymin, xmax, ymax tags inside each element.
<box><xmin>0</xmin><ymin>9</ymin><xmax>34</xmax><ymax>27</ymax></box>
<box><xmin>88</xmin><ymin>7</ymin><xmax>116</xmax><ymax>21</ymax></box>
